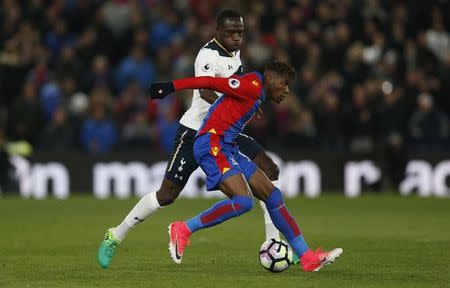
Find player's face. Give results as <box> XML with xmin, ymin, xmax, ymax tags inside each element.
<box><xmin>266</xmin><ymin>73</ymin><xmax>291</xmax><ymax>104</ymax></box>
<box><xmin>216</xmin><ymin>18</ymin><xmax>244</xmax><ymax>52</ymax></box>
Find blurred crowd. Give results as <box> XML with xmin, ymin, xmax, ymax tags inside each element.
<box><xmin>0</xmin><ymin>0</ymin><xmax>449</xmax><ymax>155</ymax></box>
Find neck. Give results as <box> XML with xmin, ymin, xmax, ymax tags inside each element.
<box><xmin>213</xmin><ymin>38</ymin><xmax>234</xmax><ymax>57</ymax></box>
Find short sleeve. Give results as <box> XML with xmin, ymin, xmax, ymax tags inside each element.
<box><xmin>194</xmin><ymin>49</ymin><xmax>217</xmax><ymax>77</ymax></box>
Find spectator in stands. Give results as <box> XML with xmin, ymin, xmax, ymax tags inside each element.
<box><xmin>155</xmin><ymin>97</ymin><xmax>182</xmax><ymax>153</ymax></box>
<box><xmin>150</xmin><ymin>7</ymin><xmax>186</xmax><ymax>52</ymax></box>
<box><xmin>121</xmin><ymin>109</ymin><xmax>153</xmax><ymax>148</ymax></box>
<box><xmin>284</xmin><ymin>108</ymin><xmax>318</xmax><ymax>148</ymax></box>
<box><xmin>81</xmin><ymin>55</ymin><xmax>113</xmax><ymax>93</ymax></box>
<box><xmin>343</xmin><ymin>84</ymin><xmax>378</xmax><ymax>153</ymax></box>
<box><xmin>40</xmin><ymin>106</ymin><xmax>74</xmax><ymax>150</ymax></box>
<box><xmin>80</xmin><ymin>86</ymin><xmax>117</xmax><ymax>153</ymax></box>
<box><xmin>438</xmin><ymin>52</ymin><xmax>450</xmax><ymax>115</ymax></box>
<box><xmin>39</xmin><ymin>77</ymin><xmax>61</xmax><ymax>120</ymax></box>
<box><xmin>115</xmin><ymin>80</ymin><xmax>145</xmax><ymax>124</ymax></box>
<box><xmin>81</xmin><ymin>104</ymin><xmax>117</xmax><ymax>154</ymax></box>
<box><xmin>378</xmin><ymin>86</ymin><xmax>407</xmax><ymax>145</ymax></box>
<box><xmin>0</xmin><ymin>38</ymin><xmax>36</xmax><ymax>108</ymax></box>
<box><xmin>0</xmin><ymin>0</ymin><xmax>449</xmax><ymax>157</ymax></box>
<box><xmin>316</xmin><ymin>91</ymin><xmax>344</xmax><ymax>150</ymax></box>
<box><xmin>55</xmin><ymin>45</ymin><xmax>82</xmax><ymax>82</ymax></box>
<box><xmin>425</xmin><ymin>7</ymin><xmax>449</xmax><ymax>63</ymax></box>
<box><xmin>101</xmin><ymin>0</ymin><xmax>132</xmax><ymax>40</ymax></box>
<box><xmin>7</xmin><ymin>81</ymin><xmax>44</xmax><ymax>146</ymax></box>
<box><xmin>115</xmin><ymin>45</ymin><xmax>155</xmax><ymax>92</ymax></box>
<box><xmin>44</xmin><ymin>18</ymin><xmax>75</xmax><ymax>63</ymax></box>
<box><xmin>409</xmin><ymin>93</ymin><xmax>449</xmax><ymax>148</ymax></box>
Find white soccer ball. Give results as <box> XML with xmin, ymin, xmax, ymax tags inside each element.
<box><xmin>259</xmin><ymin>239</ymin><xmax>293</xmax><ymax>272</ymax></box>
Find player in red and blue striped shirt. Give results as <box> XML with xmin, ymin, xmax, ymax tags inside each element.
<box><xmin>150</xmin><ymin>61</ymin><xmax>343</xmax><ymax>272</ymax></box>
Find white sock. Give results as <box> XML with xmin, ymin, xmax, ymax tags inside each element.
<box><xmin>259</xmin><ymin>200</ymin><xmax>280</xmax><ymax>241</ymax></box>
<box><xmin>111</xmin><ymin>192</ymin><xmax>161</xmax><ymax>241</ymax></box>
<box><xmin>260</xmin><ymin>180</ymin><xmax>281</xmax><ymax>241</ymax></box>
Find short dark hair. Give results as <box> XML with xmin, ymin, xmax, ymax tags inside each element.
<box><xmin>217</xmin><ymin>10</ymin><xmax>242</xmax><ymax>27</ymax></box>
<box><xmin>264</xmin><ymin>61</ymin><xmax>296</xmax><ymax>82</ymax></box>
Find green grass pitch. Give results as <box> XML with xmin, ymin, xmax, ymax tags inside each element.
<box><xmin>1</xmin><ymin>195</ymin><xmax>449</xmax><ymax>288</ymax></box>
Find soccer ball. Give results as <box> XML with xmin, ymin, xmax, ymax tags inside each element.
<box><xmin>259</xmin><ymin>239</ymin><xmax>293</xmax><ymax>272</ymax></box>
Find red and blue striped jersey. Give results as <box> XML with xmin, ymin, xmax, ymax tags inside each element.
<box><xmin>173</xmin><ymin>72</ymin><xmax>266</xmax><ymax>141</ymax></box>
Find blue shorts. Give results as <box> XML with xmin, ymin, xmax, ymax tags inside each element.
<box><xmin>164</xmin><ymin>124</ymin><xmax>264</xmax><ymax>186</ymax></box>
<box><xmin>193</xmin><ymin>133</ymin><xmax>258</xmax><ymax>191</ymax></box>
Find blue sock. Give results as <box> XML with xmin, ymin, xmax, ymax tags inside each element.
<box><xmin>186</xmin><ymin>195</ymin><xmax>253</xmax><ymax>233</ymax></box>
<box><xmin>264</xmin><ymin>188</ymin><xmax>309</xmax><ymax>257</ymax></box>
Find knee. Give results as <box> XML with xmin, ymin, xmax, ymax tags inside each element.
<box><xmin>264</xmin><ymin>163</ymin><xmax>280</xmax><ymax>181</ymax></box>
<box><xmin>234</xmin><ymin>196</ymin><xmax>254</xmax><ymax>214</ymax></box>
<box><xmin>156</xmin><ymin>182</ymin><xmax>182</xmax><ymax>206</ymax></box>
<box><xmin>256</xmin><ymin>155</ymin><xmax>279</xmax><ymax>181</ymax></box>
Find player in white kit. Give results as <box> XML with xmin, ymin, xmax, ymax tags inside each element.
<box><xmin>97</xmin><ymin>10</ymin><xmax>289</xmax><ymax>268</ymax></box>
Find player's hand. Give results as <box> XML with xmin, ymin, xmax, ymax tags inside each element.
<box><xmin>149</xmin><ymin>82</ymin><xmax>175</xmax><ymax>99</ymax></box>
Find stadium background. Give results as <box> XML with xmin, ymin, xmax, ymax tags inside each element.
<box><xmin>1</xmin><ymin>0</ymin><xmax>450</xmax><ymax>196</ymax></box>
<box><xmin>1</xmin><ymin>1</ymin><xmax>450</xmax><ymax>288</ymax></box>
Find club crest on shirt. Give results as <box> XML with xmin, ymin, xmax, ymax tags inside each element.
<box><xmin>202</xmin><ymin>62</ymin><xmax>213</xmax><ymax>72</ymax></box>
<box><xmin>211</xmin><ymin>146</ymin><xmax>220</xmax><ymax>156</ymax></box>
<box><xmin>252</xmin><ymin>80</ymin><xmax>259</xmax><ymax>87</ymax></box>
<box><xmin>228</xmin><ymin>78</ymin><xmax>240</xmax><ymax>89</ymax></box>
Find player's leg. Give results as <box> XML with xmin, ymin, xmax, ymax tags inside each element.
<box><xmin>184</xmin><ymin>174</ymin><xmax>253</xmax><ymax>232</ymax></box>
<box><xmin>109</xmin><ymin>125</ymin><xmax>197</xmax><ymax>240</ymax></box>
<box><xmin>98</xmin><ymin>125</ymin><xmax>198</xmax><ymax>268</ymax></box>
<box><xmin>236</xmin><ymin>134</ymin><xmax>280</xmax><ymax>241</ymax></box>
<box><xmin>248</xmin><ymin>169</ymin><xmax>343</xmax><ymax>272</ymax></box>
<box><xmin>169</xmin><ymin>173</ymin><xmax>254</xmax><ymax>264</ymax></box>
<box><xmin>111</xmin><ymin>178</ymin><xmax>184</xmax><ymax>242</ymax></box>
<box><xmin>168</xmin><ymin>134</ymin><xmax>255</xmax><ymax>263</ymax></box>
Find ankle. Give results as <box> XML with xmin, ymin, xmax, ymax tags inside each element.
<box><xmin>300</xmin><ymin>249</ymin><xmax>316</xmax><ymax>261</ymax></box>
<box><xmin>180</xmin><ymin>222</ymin><xmax>192</xmax><ymax>237</ymax></box>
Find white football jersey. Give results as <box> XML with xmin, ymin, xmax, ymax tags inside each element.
<box><xmin>179</xmin><ymin>38</ymin><xmax>243</xmax><ymax>130</ymax></box>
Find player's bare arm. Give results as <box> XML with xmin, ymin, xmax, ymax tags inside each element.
<box><xmin>199</xmin><ymin>89</ymin><xmax>219</xmax><ymax>104</ymax></box>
